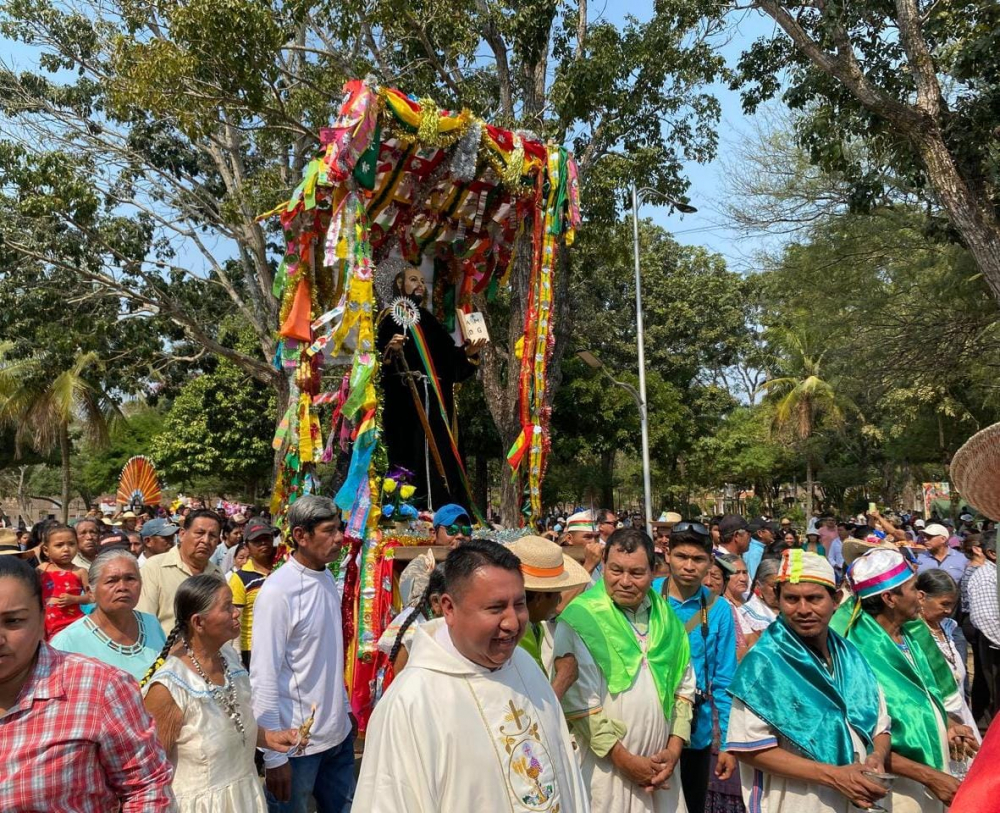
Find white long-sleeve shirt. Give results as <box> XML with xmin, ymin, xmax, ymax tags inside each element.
<box><xmin>250</xmin><ymin>555</ymin><xmax>352</xmax><ymax>768</ymax></box>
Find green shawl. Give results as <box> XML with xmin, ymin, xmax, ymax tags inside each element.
<box><xmin>560</xmin><ymin>583</ymin><xmax>690</xmax><ymax>718</ymax></box>
<box><xmin>519</xmin><ymin>623</ymin><xmax>546</xmax><ymax>673</ymax></box>
<box><xmin>728</xmin><ymin>615</ymin><xmax>881</xmax><ymax>766</ymax></box>
<box><xmin>831</xmin><ymin>604</ymin><xmax>955</xmax><ymax>770</ymax></box>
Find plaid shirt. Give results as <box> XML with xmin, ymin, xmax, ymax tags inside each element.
<box><xmin>969</xmin><ymin>560</ymin><xmax>1000</xmax><ymax>648</ymax></box>
<box><xmin>0</xmin><ymin>642</ymin><xmax>175</xmax><ymax>812</ymax></box>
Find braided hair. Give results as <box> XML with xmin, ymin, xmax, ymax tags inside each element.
<box><xmin>140</xmin><ymin>573</ymin><xmax>226</xmax><ymax>687</ymax></box>
<box><xmin>388</xmin><ymin>564</ymin><xmax>445</xmax><ymax>666</ymax></box>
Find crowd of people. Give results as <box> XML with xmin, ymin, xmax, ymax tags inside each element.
<box><xmin>2</xmin><ymin>489</ymin><xmax>1000</xmax><ymax>813</ymax></box>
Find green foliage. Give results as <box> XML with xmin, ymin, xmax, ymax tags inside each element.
<box><xmin>151</xmin><ymin>325</ymin><xmax>277</xmax><ymax>497</ymax></box>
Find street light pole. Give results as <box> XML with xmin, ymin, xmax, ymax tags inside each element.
<box><xmin>631</xmin><ymin>183</ymin><xmax>654</xmax><ymax>538</ymax></box>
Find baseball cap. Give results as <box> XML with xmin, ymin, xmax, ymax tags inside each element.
<box><xmin>245</xmin><ymin>519</ymin><xmax>276</xmax><ymax>541</ymax></box>
<box><xmin>913</xmin><ymin>519</ymin><xmax>926</xmax><ymax>529</ymax></box>
<box><xmin>433</xmin><ymin>504</ymin><xmax>470</xmax><ymax>528</ymax></box>
<box><xmin>718</xmin><ymin>514</ymin><xmax>748</xmax><ymax>538</ymax></box>
<box><xmin>921</xmin><ymin>523</ymin><xmax>950</xmax><ymax>538</ymax></box>
<box><xmin>140</xmin><ymin>518</ymin><xmax>180</xmax><ymax>539</ymax></box>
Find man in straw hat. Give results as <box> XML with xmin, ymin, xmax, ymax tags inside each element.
<box><xmin>554</xmin><ymin>527</ymin><xmax>697</xmax><ymax>812</ymax></box>
<box><xmin>831</xmin><ymin>548</ymin><xmax>977</xmax><ymax>812</ymax></box>
<box><xmin>508</xmin><ymin>534</ymin><xmax>591</xmax><ymax>681</ymax></box>
<box><xmin>355</xmin><ymin>539</ymin><xmax>589</xmax><ymax>812</ymax></box>
<box><xmin>726</xmin><ymin>548</ymin><xmax>893</xmax><ymax>813</ymax></box>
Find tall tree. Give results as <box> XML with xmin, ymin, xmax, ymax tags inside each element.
<box><xmin>737</xmin><ymin>1</ymin><xmax>1000</xmax><ymax>304</ymax></box>
<box><xmin>759</xmin><ymin>332</ymin><xmax>848</xmax><ymax>519</ymax></box>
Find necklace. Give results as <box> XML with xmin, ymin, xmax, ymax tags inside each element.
<box><xmin>184</xmin><ymin>639</ymin><xmax>246</xmax><ymax>746</ymax></box>
<box><xmin>929</xmin><ymin>626</ymin><xmax>959</xmax><ymax>670</ymax></box>
<box><xmin>86</xmin><ymin>611</ymin><xmax>146</xmax><ymax>656</ymax></box>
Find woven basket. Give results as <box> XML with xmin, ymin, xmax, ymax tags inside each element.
<box><xmin>950</xmin><ymin>422</ymin><xmax>1000</xmax><ymax>520</ymax></box>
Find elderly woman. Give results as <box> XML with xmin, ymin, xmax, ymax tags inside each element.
<box><xmin>142</xmin><ymin>574</ymin><xmax>301</xmax><ymax>813</ymax></box>
<box><xmin>51</xmin><ymin>548</ymin><xmax>166</xmax><ymax>681</ymax></box>
<box><xmin>0</xmin><ymin>555</ymin><xmax>174</xmax><ymax>811</ymax></box>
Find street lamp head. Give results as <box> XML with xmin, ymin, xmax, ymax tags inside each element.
<box><xmin>635</xmin><ymin>187</ymin><xmax>698</xmax><ymax>214</ymax></box>
<box><xmin>576</xmin><ymin>350</ymin><xmax>604</xmax><ymax>370</ymax></box>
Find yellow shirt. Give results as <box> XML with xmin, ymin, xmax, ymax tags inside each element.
<box><xmin>229</xmin><ymin>561</ymin><xmax>270</xmax><ymax>652</ymax></box>
<box><xmin>136</xmin><ymin>546</ymin><xmax>221</xmax><ymax>635</ymax></box>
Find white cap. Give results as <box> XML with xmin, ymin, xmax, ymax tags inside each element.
<box><xmin>922</xmin><ymin>523</ymin><xmax>949</xmax><ymax>538</ymax></box>
<box><xmin>913</xmin><ymin>519</ymin><xmax>925</xmax><ymax>529</ymax></box>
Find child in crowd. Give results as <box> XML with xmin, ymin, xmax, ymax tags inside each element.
<box><xmin>37</xmin><ymin>524</ymin><xmax>91</xmax><ymax>638</ymax></box>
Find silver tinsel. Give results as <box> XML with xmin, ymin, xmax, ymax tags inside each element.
<box><xmin>450</xmin><ymin>120</ymin><xmax>482</xmax><ymax>182</ymax></box>
<box><xmin>375</xmin><ymin>254</ymin><xmax>413</xmax><ymax>309</ymax></box>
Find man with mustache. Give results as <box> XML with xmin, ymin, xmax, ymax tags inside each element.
<box><xmin>137</xmin><ymin>508</ymin><xmax>222</xmax><ymax>636</ymax></box>
<box><xmin>555</xmin><ymin>527</ymin><xmax>697</xmax><ymax>812</ymax></box>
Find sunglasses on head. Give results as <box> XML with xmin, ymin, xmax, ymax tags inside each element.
<box><xmin>673</xmin><ymin>521</ymin><xmax>709</xmax><ymax>537</ymax></box>
<box><xmin>445</xmin><ymin>524</ymin><xmax>472</xmax><ymax>537</ymax></box>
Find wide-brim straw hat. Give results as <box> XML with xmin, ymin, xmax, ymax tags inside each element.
<box><xmin>951</xmin><ymin>422</ymin><xmax>1000</xmax><ymax>520</ymax></box>
<box><xmin>509</xmin><ymin>534</ymin><xmax>591</xmax><ymax>591</ymax></box>
<box><xmin>842</xmin><ymin>536</ymin><xmax>899</xmax><ymax>565</ymax></box>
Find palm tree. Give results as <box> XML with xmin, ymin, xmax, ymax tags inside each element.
<box><xmin>0</xmin><ymin>344</ymin><xmax>121</xmax><ymax>522</ymax></box>
<box><xmin>758</xmin><ymin>334</ymin><xmax>850</xmax><ymax>520</ymax></box>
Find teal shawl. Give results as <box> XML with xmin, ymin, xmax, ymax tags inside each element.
<box><xmin>729</xmin><ymin>615</ymin><xmax>881</xmax><ymax>766</ymax></box>
<box><xmin>831</xmin><ymin>605</ymin><xmax>953</xmax><ymax>770</ymax></box>
<box><xmin>560</xmin><ymin>584</ymin><xmax>690</xmax><ymax>718</ymax></box>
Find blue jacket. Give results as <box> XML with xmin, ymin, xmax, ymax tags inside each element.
<box><xmin>653</xmin><ymin>580</ymin><xmax>737</xmax><ymax>751</ymax></box>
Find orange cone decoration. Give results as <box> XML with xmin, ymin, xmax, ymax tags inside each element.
<box><xmin>280</xmin><ymin>278</ymin><xmax>312</xmax><ymax>341</ymax></box>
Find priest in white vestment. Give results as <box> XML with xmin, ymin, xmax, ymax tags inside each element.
<box><xmin>554</xmin><ymin>528</ymin><xmax>698</xmax><ymax>813</ymax></box>
<box><xmin>355</xmin><ymin>539</ymin><xmax>589</xmax><ymax>813</ymax></box>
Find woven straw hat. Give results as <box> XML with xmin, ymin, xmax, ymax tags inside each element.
<box><xmin>951</xmin><ymin>422</ymin><xmax>1000</xmax><ymax>520</ymax></box>
<box><xmin>509</xmin><ymin>535</ymin><xmax>591</xmax><ymax>591</ymax></box>
<box><xmin>842</xmin><ymin>536</ymin><xmax>899</xmax><ymax>565</ymax></box>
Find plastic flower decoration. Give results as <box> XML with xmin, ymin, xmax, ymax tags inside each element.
<box><xmin>383</xmin><ymin>477</ymin><xmax>397</xmax><ymax>494</ymax></box>
<box><xmin>400</xmin><ymin>484</ymin><xmax>416</xmax><ymax>500</ymax></box>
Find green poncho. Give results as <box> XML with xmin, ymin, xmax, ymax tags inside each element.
<box><xmin>831</xmin><ymin>604</ymin><xmax>956</xmax><ymax>770</ymax></box>
<box><xmin>728</xmin><ymin>615</ymin><xmax>881</xmax><ymax>766</ymax></box>
<box><xmin>560</xmin><ymin>584</ymin><xmax>689</xmax><ymax>718</ymax></box>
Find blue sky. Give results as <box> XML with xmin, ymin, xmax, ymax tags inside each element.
<box><xmin>604</xmin><ymin>1</ymin><xmax>785</xmax><ymax>272</ymax></box>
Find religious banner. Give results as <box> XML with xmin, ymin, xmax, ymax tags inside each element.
<box><xmin>922</xmin><ymin>482</ymin><xmax>950</xmax><ymax>517</ymax></box>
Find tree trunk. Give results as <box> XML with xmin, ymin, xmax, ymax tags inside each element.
<box><xmin>474</xmin><ymin>454</ymin><xmax>489</xmax><ymax>514</ymax></box>
<box><xmin>600</xmin><ymin>448</ymin><xmax>615</xmax><ymax>510</ymax></box>
<box><xmin>910</xmin><ymin>127</ymin><xmax>1000</xmax><ymax>307</ymax></box>
<box><xmin>805</xmin><ymin>457</ymin><xmax>814</xmax><ymax>523</ymax></box>
<box><xmin>59</xmin><ymin>421</ymin><xmax>71</xmax><ymax>523</ymax></box>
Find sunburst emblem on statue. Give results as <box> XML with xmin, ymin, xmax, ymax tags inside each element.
<box><xmin>390</xmin><ymin>296</ymin><xmax>421</xmax><ymax>332</ymax></box>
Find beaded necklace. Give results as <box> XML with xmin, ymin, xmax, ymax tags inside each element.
<box><xmin>184</xmin><ymin>639</ymin><xmax>246</xmax><ymax>746</ymax></box>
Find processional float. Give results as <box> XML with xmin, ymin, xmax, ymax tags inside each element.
<box><xmin>262</xmin><ymin>78</ymin><xmax>580</xmax><ymax>731</ymax></box>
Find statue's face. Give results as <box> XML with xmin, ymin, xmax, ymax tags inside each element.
<box><xmin>401</xmin><ymin>267</ymin><xmax>426</xmax><ymax>300</ymax></box>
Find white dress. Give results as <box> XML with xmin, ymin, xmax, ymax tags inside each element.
<box><xmin>144</xmin><ymin>648</ymin><xmax>265</xmax><ymax>813</ymax></box>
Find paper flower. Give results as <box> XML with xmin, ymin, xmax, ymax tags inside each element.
<box><xmin>383</xmin><ymin>477</ymin><xmax>397</xmax><ymax>494</ymax></box>
<box><xmin>399</xmin><ymin>504</ymin><xmax>418</xmax><ymax>519</ymax></box>
<box><xmin>400</xmin><ymin>484</ymin><xmax>416</xmax><ymax>500</ymax></box>
<box><xmin>382</xmin><ymin>504</ymin><xmax>395</xmax><ymax>518</ymax></box>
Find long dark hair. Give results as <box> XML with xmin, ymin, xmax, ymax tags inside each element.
<box><xmin>140</xmin><ymin>574</ymin><xmax>226</xmax><ymax>687</ymax></box>
<box><xmin>389</xmin><ymin>565</ymin><xmax>446</xmax><ymax>666</ymax></box>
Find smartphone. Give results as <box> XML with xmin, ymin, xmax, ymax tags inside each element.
<box><xmin>868</xmin><ymin>502</ymin><xmax>877</xmax><ymax>514</ymax></box>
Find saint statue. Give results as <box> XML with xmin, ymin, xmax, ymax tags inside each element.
<box><xmin>375</xmin><ymin>259</ymin><xmax>484</xmax><ymax>511</ymax></box>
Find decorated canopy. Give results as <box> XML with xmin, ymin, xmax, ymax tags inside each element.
<box><xmin>262</xmin><ymin>79</ymin><xmax>580</xmax><ymax>731</ymax></box>
<box><xmin>263</xmin><ymin>78</ymin><xmax>580</xmax><ymax>529</ymax></box>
